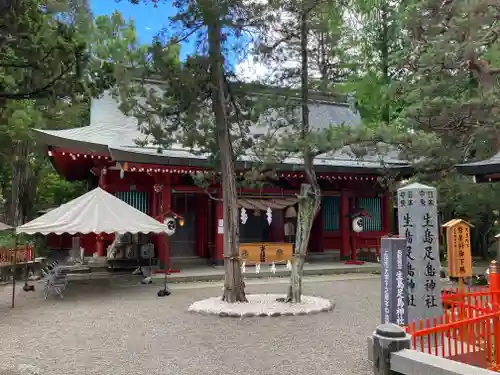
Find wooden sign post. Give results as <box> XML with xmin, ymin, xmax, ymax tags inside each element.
<box><xmin>442</xmin><ymin>219</ymin><xmax>473</xmax><ymax>288</ymax></box>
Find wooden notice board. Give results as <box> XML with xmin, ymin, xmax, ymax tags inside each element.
<box><xmin>239</xmin><ymin>242</ymin><xmax>293</xmax><ymax>265</ymax></box>
<box><xmin>442</xmin><ymin>219</ymin><xmax>473</xmax><ymax>278</ymax></box>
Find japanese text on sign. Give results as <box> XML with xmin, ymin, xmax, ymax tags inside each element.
<box><xmin>443</xmin><ymin>219</ymin><xmax>472</xmax><ymax>278</ymax></box>
<box><xmin>395</xmin><ymin>248</ymin><xmax>407</xmax><ymax>325</ymax></box>
<box><xmin>383</xmin><ymin>251</ymin><xmax>390</xmax><ymax>323</ymax></box>
<box><xmin>380</xmin><ymin>237</ymin><xmax>408</xmax><ymax>325</ymax></box>
<box><xmin>398</xmin><ymin>183</ymin><xmax>442</xmax><ymax>323</ymax></box>
<box><xmin>422</xmin><ymin>210</ymin><xmax>438</xmax><ymax>309</ymax></box>
<box><xmin>401</xmin><ymin>209</ymin><xmax>416</xmax><ymax>308</ymax></box>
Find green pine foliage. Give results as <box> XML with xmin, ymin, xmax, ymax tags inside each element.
<box><xmin>0</xmin><ymin>1</ymin><xmax>133</xmax><ymax>224</ymax></box>
<box><xmin>339</xmin><ymin>0</ymin><xmax>500</xmax><ymax>256</ymax></box>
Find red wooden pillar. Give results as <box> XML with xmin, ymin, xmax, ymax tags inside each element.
<box><xmin>151</xmin><ymin>185</ymin><xmax>158</xmax><ymax>217</ymax></box>
<box><xmin>382</xmin><ymin>191</ymin><xmax>391</xmax><ymax>234</ymax></box>
<box><xmin>96</xmin><ymin>167</ymin><xmax>108</xmax><ymax>256</ymax></box>
<box><xmin>207</xmin><ymin>198</ymin><xmax>215</xmax><ymax>260</ymax></box>
<box><xmin>215</xmin><ymin>189</ymin><xmax>224</xmax><ymax>266</ymax></box>
<box><xmin>269</xmin><ymin>209</ymin><xmax>285</xmax><ymax>242</ymax></box>
<box><xmin>339</xmin><ymin>189</ymin><xmax>350</xmax><ymax>258</ymax></box>
<box><xmin>96</xmin><ymin>234</ymin><xmax>106</xmax><ymax>257</ymax></box>
<box><xmin>157</xmin><ymin>174</ymin><xmax>172</xmax><ymax>271</ymax></box>
<box><xmin>150</xmin><ymin>179</ymin><xmax>159</xmax><ymax>264</ymax></box>
<box><xmin>196</xmin><ymin>194</ymin><xmax>208</xmax><ymax>257</ymax></box>
<box><xmin>309</xmin><ymin>205</ymin><xmax>324</xmax><ymax>252</ymax></box>
<box><xmin>98</xmin><ymin>167</ymin><xmax>107</xmax><ymax>190</ymax></box>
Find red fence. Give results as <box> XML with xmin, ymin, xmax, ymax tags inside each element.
<box><xmin>407</xmin><ymin>288</ymin><xmax>500</xmax><ymax>370</ymax></box>
<box><xmin>0</xmin><ymin>246</ymin><xmax>33</xmax><ymax>265</ymax></box>
<box><xmin>406</xmin><ymin>263</ymin><xmax>500</xmax><ymax>371</ymax></box>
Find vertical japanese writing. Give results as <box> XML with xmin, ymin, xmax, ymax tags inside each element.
<box><xmin>446</xmin><ymin>221</ymin><xmax>472</xmax><ymax>278</ymax></box>
<box><xmin>399</xmin><ymin>191</ymin><xmax>406</xmax><ymax>207</ymax></box>
<box><xmin>402</xmin><ymin>209</ymin><xmax>416</xmax><ymax>308</ymax></box>
<box><xmin>398</xmin><ymin>183</ymin><xmax>442</xmax><ymax>323</ymax></box>
<box><xmin>383</xmin><ymin>251</ymin><xmax>390</xmax><ymax>323</ymax></box>
<box><xmin>380</xmin><ymin>237</ymin><xmax>407</xmax><ymax>325</ymax></box>
<box><xmin>458</xmin><ymin>226</ymin><xmax>466</xmax><ymax>275</ymax></box>
<box><xmin>464</xmin><ymin>226</ymin><xmax>470</xmax><ymax>251</ymax></box>
<box><xmin>422</xmin><ymin>211</ymin><xmax>438</xmax><ymax>309</ymax></box>
<box><xmin>395</xmin><ymin>248</ymin><xmax>407</xmax><ymax>325</ymax></box>
<box><xmin>463</xmin><ymin>225</ymin><xmax>471</xmax><ymax>276</ymax></box>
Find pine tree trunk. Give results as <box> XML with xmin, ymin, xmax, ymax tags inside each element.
<box><xmin>10</xmin><ymin>140</ymin><xmax>31</xmax><ymax>226</ymax></box>
<box><xmin>286</xmin><ymin>1</ymin><xmax>321</xmax><ymax>303</ymax></box>
<box><xmin>287</xmin><ymin>183</ymin><xmax>317</xmax><ymax>303</ymax></box>
<box><xmin>206</xmin><ymin>9</ymin><xmax>247</xmax><ymax>303</ymax></box>
<box><xmin>380</xmin><ymin>2</ymin><xmax>390</xmax><ymax>124</ymax></box>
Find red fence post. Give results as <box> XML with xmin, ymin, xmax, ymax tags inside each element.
<box><xmin>489</xmin><ymin>261</ymin><xmax>500</xmax><ymax>366</ymax></box>
<box><xmin>490</xmin><ymin>261</ymin><xmax>500</xmax><ymax>304</ymax></box>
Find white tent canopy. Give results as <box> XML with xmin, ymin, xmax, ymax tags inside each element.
<box><xmin>17</xmin><ymin>187</ymin><xmax>170</xmax><ymax>235</ymax></box>
<box><xmin>0</xmin><ymin>222</ymin><xmax>12</xmax><ymax>231</ymax></box>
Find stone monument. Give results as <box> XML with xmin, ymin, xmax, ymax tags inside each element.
<box><xmin>397</xmin><ymin>182</ymin><xmax>442</xmax><ymax>323</ymax></box>
<box><xmin>380</xmin><ymin>236</ymin><xmax>408</xmax><ymax>325</ymax></box>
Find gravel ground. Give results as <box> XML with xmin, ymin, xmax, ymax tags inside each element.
<box><xmin>0</xmin><ymin>275</ymin><xmax>380</xmax><ymax>375</ymax></box>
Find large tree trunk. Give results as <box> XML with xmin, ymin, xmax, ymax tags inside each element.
<box><xmin>10</xmin><ymin>140</ymin><xmax>32</xmax><ymax>226</ymax></box>
<box><xmin>380</xmin><ymin>2</ymin><xmax>390</xmax><ymax>124</ymax></box>
<box><xmin>286</xmin><ymin>1</ymin><xmax>321</xmax><ymax>303</ymax></box>
<box><xmin>206</xmin><ymin>10</ymin><xmax>247</xmax><ymax>303</ymax></box>
<box><xmin>287</xmin><ymin>183</ymin><xmax>318</xmax><ymax>303</ymax></box>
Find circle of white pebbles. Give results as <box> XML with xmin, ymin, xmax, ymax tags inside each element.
<box><xmin>188</xmin><ymin>294</ymin><xmax>334</xmax><ymax>317</ymax></box>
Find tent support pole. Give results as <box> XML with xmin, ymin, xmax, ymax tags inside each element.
<box><xmin>11</xmin><ymin>235</ymin><xmax>17</xmax><ymax>308</ymax></box>
<box><xmin>22</xmin><ymin>243</ymin><xmax>35</xmax><ymax>292</ymax></box>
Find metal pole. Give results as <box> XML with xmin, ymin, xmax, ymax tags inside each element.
<box><xmin>164</xmin><ymin>237</ymin><xmax>170</xmax><ymax>290</ymax></box>
<box><xmin>11</xmin><ymin>236</ymin><xmax>18</xmax><ymax>308</ymax></box>
<box><xmin>24</xmin><ymin>244</ymin><xmax>29</xmax><ymax>288</ymax></box>
<box><xmin>157</xmin><ymin>236</ymin><xmax>171</xmax><ymax>297</ymax></box>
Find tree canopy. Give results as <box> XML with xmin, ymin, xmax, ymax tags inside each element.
<box><xmin>338</xmin><ymin>0</ymin><xmax>500</xmax><ymax>256</ymax></box>
<box><xmin>0</xmin><ymin>0</ymin><xmax>134</xmax><ymax>225</ymax></box>
<box><xmin>2</xmin><ymin>0</ymin><xmax>500</xmax><ymax>262</ymax></box>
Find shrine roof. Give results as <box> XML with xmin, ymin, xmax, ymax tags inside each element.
<box><xmin>35</xmin><ymin>88</ymin><xmax>409</xmax><ymax>174</ymax></box>
<box><xmin>455</xmin><ymin>153</ymin><xmax>500</xmax><ymax>177</ymax></box>
<box><xmin>108</xmin><ymin>145</ymin><xmax>408</xmax><ymax>174</ymax></box>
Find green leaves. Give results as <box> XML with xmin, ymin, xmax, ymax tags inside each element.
<box><xmin>36</xmin><ymin>168</ymin><xmax>86</xmax><ymax>208</ymax></box>
<box><xmin>0</xmin><ymin>0</ymin><xmax>89</xmax><ymax>100</ymax></box>
<box><xmin>391</xmin><ymin>0</ymin><xmax>500</xmax><ymax>167</ymax></box>
<box><xmin>0</xmin><ymin>1</ymin><xmax>134</xmax><ymax>223</ymax></box>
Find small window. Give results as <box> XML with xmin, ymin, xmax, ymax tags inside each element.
<box><xmin>358</xmin><ymin>197</ymin><xmax>382</xmax><ymax>232</ymax></box>
<box><xmin>114</xmin><ymin>191</ymin><xmax>149</xmax><ymax>214</ymax></box>
<box><xmin>323</xmin><ymin>196</ymin><xmax>340</xmax><ymax>232</ymax></box>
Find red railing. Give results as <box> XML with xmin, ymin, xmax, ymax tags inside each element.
<box><xmin>407</xmin><ymin>290</ymin><xmax>500</xmax><ymax>370</ymax></box>
<box><xmin>406</xmin><ymin>263</ymin><xmax>500</xmax><ymax>371</ymax></box>
<box><xmin>0</xmin><ymin>246</ymin><xmax>33</xmax><ymax>265</ymax></box>
<box><xmin>442</xmin><ymin>287</ymin><xmax>500</xmax><ymax>315</ymax></box>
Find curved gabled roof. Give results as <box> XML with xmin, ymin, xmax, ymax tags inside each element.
<box><xmin>107</xmin><ymin>144</ymin><xmax>409</xmax><ymax>174</ymax></box>
<box><xmin>35</xmin><ymin>91</ymin><xmax>409</xmax><ymax>174</ymax></box>
<box><xmin>455</xmin><ymin>153</ymin><xmax>500</xmax><ymax>176</ymax></box>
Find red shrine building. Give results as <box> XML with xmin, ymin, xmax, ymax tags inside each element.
<box><xmin>34</xmin><ymin>86</ymin><xmax>408</xmax><ymax>269</ymax></box>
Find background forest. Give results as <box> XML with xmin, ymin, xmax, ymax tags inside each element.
<box><xmin>1</xmin><ymin>0</ymin><xmax>500</xmax><ymax>258</ymax></box>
